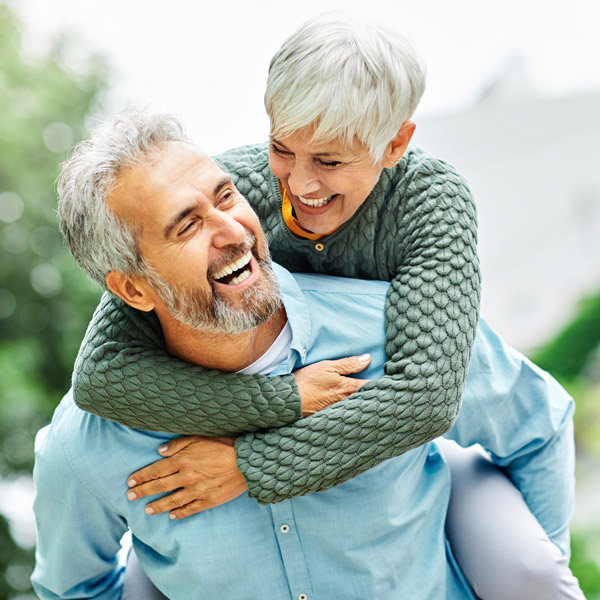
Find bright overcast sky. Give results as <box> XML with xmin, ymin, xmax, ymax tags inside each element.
<box><xmin>11</xmin><ymin>0</ymin><xmax>600</xmax><ymax>154</ymax></box>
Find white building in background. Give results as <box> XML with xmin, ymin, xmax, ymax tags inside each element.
<box><xmin>414</xmin><ymin>61</ymin><xmax>600</xmax><ymax>352</ymax></box>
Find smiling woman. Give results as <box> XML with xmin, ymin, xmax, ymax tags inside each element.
<box><xmin>268</xmin><ymin>124</ymin><xmax>414</xmax><ymax>234</ymax></box>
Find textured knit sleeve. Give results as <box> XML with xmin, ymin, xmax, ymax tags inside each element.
<box><xmin>72</xmin><ymin>293</ymin><xmax>302</xmax><ymax>435</ymax></box>
<box><xmin>236</xmin><ymin>158</ymin><xmax>481</xmax><ymax>504</ymax></box>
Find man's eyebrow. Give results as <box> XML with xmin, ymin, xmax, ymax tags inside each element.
<box><xmin>163</xmin><ymin>176</ymin><xmax>235</xmax><ymax>239</ymax></box>
<box><xmin>164</xmin><ymin>205</ymin><xmax>197</xmax><ymax>239</ymax></box>
<box><xmin>213</xmin><ymin>175</ymin><xmax>233</xmax><ymax>198</ymax></box>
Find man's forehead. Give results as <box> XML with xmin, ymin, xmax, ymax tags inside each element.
<box><xmin>108</xmin><ymin>142</ymin><xmax>224</xmax><ymax>218</ymax></box>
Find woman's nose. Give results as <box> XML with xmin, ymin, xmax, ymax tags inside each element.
<box><xmin>287</xmin><ymin>161</ymin><xmax>321</xmax><ymax>197</ymax></box>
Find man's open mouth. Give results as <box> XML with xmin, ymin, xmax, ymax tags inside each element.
<box><xmin>298</xmin><ymin>194</ymin><xmax>337</xmax><ymax>208</ymax></box>
<box><xmin>211</xmin><ymin>251</ymin><xmax>253</xmax><ymax>285</ymax></box>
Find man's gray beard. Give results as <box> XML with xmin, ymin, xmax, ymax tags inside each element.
<box><xmin>144</xmin><ymin>244</ymin><xmax>281</xmax><ymax>335</ymax></box>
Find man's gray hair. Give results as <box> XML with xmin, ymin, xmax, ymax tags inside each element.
<box><xmin>57</xmin><ymin>109</ymin><xmax>190</xmax><ymax>289</ymax></box>
<box><xmin>265</xmin><ymin>12</ymin><xmax>426</xmax><ymax>163</ymax></box>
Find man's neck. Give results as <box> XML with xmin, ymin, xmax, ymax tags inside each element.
<box><xmin>159</xmin><ymin>306</ymin><xmax>288</xmax><ymax>372</ymax></box>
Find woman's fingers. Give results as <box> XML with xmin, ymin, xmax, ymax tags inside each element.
<box><xmin>127</xmin><ymin>456</ymin><xmax>179</xmax><ymax>488</ymax></box>
<box><xmin>295</xmin><ymin>355</ymin><xmax>371</xmax><ymax>416</ymax></box>
<box><xmin>158</xmin><ymin>435</ymin><xmax>204</xmax><ymax>457</ymax></box>
<box><xmin>328</xmin><ymin>354</ymin><xmax>371</xmax><ymax>374</ymax></box>
<box><xmin>127</xmin><ymin>472</ymin><xmax>183</xmax><ymax>501</ymax></box>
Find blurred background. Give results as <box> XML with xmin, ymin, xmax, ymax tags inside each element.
<box><xmin>0</xmin><ymin>0</ymin><xmax>599</xmax><ymax>597</ymax></box>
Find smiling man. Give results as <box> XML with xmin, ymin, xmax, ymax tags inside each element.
<box><xmin>32</xmin><ymin>110</ymin><xmax>579</xmax><ymax>599</ymax></box>
<box><xmin>103</xmin><ymin>142</ymin><xmax>285</xmax><ymax>370</ymax></box>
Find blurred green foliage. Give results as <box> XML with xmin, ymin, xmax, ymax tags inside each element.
<box><xmin>0</xmin><ymin>3</ymin><xmax>106</xmax><ymax>596</ymax></box>
<box><xmin>571</xmin><ymin>531</ymin><xmax>600</xmax><ymax>600</ymax></box>
<box><xmin>535</xmin><ymin>289</ymin><xmax>600</xmax><ymax>380</ymax></box>
<box><xmin>533</xmin><ymin>291</ymin><xmax>600</xmax><ymax>598</ymax></box>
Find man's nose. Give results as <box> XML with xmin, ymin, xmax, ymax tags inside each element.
<box><xmin>287</xmin><ymin>161</ymin><xmax>321</xmax><ymax>197</ymax></box>
<box><xmin>210</xmin><ymin>209</ymin><xmax>247</xmax><ymax>248</ymax></box>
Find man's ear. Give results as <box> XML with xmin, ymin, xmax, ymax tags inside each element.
<box><xmin>105</xmin><ymin>271</ymin><xmax>155</xmax><ymax>312</ymax></box>
<box><xmin>383</xmin><ymin>120</ymin><xmax>416</xmax><ymax>167</ymax></box>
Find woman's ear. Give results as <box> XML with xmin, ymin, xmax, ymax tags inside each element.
<box><xmin>105</xmin><ymin>271</ymin><xmax>156</xmax><ymax>312</ymax></box>
<box><xmin>384</xmin><ymin>121</ymin><xmax>416</xmax><ymax>167</ymax></box>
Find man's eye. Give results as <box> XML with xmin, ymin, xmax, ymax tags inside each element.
<box><xmin>178</xmin><ymin>220</ymin><xmax>197</xmax><ymax>235</ymax></box>
<box><xmin>218</xmin><ymin>189</ymin><xmax>237</xmax><ymax>207</ymax></box>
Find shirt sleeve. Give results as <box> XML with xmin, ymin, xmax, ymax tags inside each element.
<box><xmin>31</xmin><ymin>414</ymin><xmax>128</xmax><ymax>599</ymax></box>
<box><xmin>443</xmin><ymin>318</ymin><xmax>576</xmax><ymax>557</ymax></box>
<box><xmin>236</xmin><ymin>162</ymin><xmax>481</xmax><ymax>504</ymax></box>
<box><xmin>72</xmin><ymin>293</ymin><xmax>302</xmax><ymax>434</ymax></box>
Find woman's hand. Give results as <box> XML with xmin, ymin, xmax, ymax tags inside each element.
<box><xmin>295</xmin><ymin>354</ymin><xmax>371</xmax><ymax>416</ymax></box>
<box><xmin>126</xmin><ymin>436</ymin><xmax>247</xmax><ymax>519</ymax></box>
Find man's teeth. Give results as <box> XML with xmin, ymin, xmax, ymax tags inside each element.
<box><xmin>229</xmin><ymin>269</ymin><xmax>251</xmax><ymax>285</ymax></box>
<box><xmin>298</xmin><ymin>195</ymin><xmax>332</xmax><ymax>208</ymax></box>
<box><xmin>212</xmin><ymin>251</ymin><xmax>252</xmax><ymax>281</ymax></box>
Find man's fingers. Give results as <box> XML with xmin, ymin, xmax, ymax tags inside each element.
<box><xmin>329</xmin><ymin>354</ymin><xmax>371</xmax><ymax>375</ymax></box>
<box><xmin>127</xmin><ymin>473</ymin><xmax>182</xmax><ymax>500</ymax></box>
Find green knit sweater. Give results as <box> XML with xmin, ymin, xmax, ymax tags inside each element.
<box><xmin>73</xmin><ymin>143</ymin><xmax>480</xmax><ymax>504</ymax></box>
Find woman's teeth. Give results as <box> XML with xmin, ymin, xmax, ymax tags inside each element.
<box><xmin>298</xmin><ymin>195</ymin><xmax>333</xmax><ymax>208</ymax></box>
<box><xmin>212</xmin><ymin>251</ymin><xmax>252</xmax><ymax>283</ymax></box>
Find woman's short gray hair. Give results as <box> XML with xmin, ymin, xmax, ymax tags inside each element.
<box><xmin>265</xmin><ymin>12</ymin><xmax>426</xmax><ymax>163</ymax></box>
<box><xmin>57</xmin><ymin>109</ymin><xmax>190</xmax><ymax>289</ymax></box>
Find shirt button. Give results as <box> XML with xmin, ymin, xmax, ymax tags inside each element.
<box><xmin>280</xmin><ymin>524</ymin><xmax>290</xmax><ymax>533</ymax></box>
<box><xmin>299</xmin><ymin>595</ymin><xmax>308</xmax><ymax>600</ymax></box>
<box><xmin>314</xmin><ymin>243</ymin><xmax>324</xmax><ymax>251</ymax></box>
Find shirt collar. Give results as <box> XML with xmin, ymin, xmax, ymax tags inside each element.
<box><xmin>271</xmin><ymin>262</ymin><xmax>311</xmax><ymax>371</ymax></box>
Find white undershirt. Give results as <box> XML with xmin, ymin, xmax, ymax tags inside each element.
<box><xmin>237</xmin><ymin>321</ymin><xmax>293</xmax><ymax>375</ymax></box>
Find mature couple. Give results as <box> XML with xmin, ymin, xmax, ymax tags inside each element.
<box><xmin>32</xmin><ymin>13</ymin><xmax>583</xmax><ymax>599</ymax></box>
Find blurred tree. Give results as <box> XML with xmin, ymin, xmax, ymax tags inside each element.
<box><xmin>532</xmin><ymin>290</ymin><xmax>600</xmax><ymax>597</ymax></box>
<box><xmin>0</xmin><ymin>3</ymin><xmax>107</xmax><ymax>596</ymax></box>
<box><xmin>534</xmin><ymin>290</ymin><xmax>600</xmax><ymax>380</ymax></box>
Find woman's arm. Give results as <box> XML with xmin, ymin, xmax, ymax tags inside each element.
<box><xmin>235</xmin><ymin>158</ymin><xmax>480</xmax><ymax>503</ymax></box>
<box><xmin>73</xmin><ymin>292</ymin><xmax>369</xmax><ymax>433</ymax></box>
<box><xmin>73</xmin><ymin>293</ymin><xmax>302</xmax><ymax>434</ymax></box>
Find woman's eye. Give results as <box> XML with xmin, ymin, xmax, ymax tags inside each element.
<box><xmin>318</xmin><ymin>159</ymin><xmax>342</xmax><ymax>168</ymax></box>
<box><xmin>270</xmin><ymin>143</ymin><xmax>290</xmax><ymax>157</ymax></box>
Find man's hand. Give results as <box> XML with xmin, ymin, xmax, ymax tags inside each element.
<box><xmin>126</xmin><ymin>436</ymin><xmax>247</xmax><ymax>519</ymax></box>
<box><xmin>295</xmin><ymin>354</ymin><xmax>371</xmax><ymax>416</ymax></box>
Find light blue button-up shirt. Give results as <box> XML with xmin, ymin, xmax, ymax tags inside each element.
<box><xmin>32</xmin><ymin>265</ymin><xmax>575</xmax><ymax>599</ymax></box>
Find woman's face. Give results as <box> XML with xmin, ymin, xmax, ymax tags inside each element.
<box><xmin>269</xmin><ymin>129</ymin><xmax>385</xmax><ymax>235</ymax></box>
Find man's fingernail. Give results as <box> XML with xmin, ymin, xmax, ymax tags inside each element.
<box><xmin>158</xmin><ymin>445</ymin><xmax>168</xmax><ymax>453</ymax></box>
<box><xmin>145</xmin><ymin>506</ymin><xmax>155</xmax><ymax>515</ymax></box>
<box><xmin>127</xmin><ymin>479</ymin><xmax>136</xmax><ymax>487</ymax></box>
<box><xmin>358</xmin><ymin>354</ymin><xmax>370</xmax><ymax>362</ymax></box>
<box><xmin>127</xmin><ymin>491</ymin><xmax>137</xmax><ymax>500</ymax></box>
<box><xmin>169</xmin><ymin>513</ymin><xmax>178</xmax><ymax>520</ymax></box>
